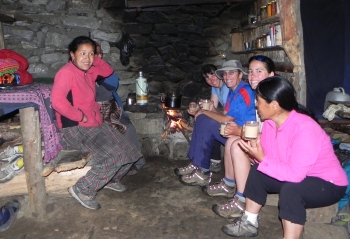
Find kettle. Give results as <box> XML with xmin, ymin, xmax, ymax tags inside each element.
<box><xmin>324</xmin><ymin>87</ymin><xmax>350</xmax><ymax>110</ymax></box>
<box><xmin>160</xmin><ymin>92</ymin><xmax>182</xmax><ymax>108</ymax></box>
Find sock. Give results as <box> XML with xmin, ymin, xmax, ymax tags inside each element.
<box><xmin>199</xmin><ymin>167</ymin><xmax>210</xmax><ymax>174</ymax></box>
<box><xmin>244</xmin><ymin>210</ymin><xmax>258</xmax><ymax>225</ymax></box>
<box><xmin>210</xmin><ymin>159</ymin><xmax>221</xmax><ymax>164</ymax></box>
<box><xmin>235</xmin><ymin>192</ymin><xmax>245</xmax><ymax>202</ymax></box>
<box><xmin>223</xmin><ymin>177</ymin><xmax>236</xmax><ymax>187</ymax></box>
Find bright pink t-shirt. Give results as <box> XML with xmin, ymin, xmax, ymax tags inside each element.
<box><xmin>258</xmin><ymin>110</ymin><xmax>348</xmax><ymax>186</ymax></box>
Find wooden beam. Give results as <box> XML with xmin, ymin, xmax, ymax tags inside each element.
<box><xmin>20</xmin><ymin>107</ymin><xmax>47</xmax><ymax>220</ymax></box>
<box><xmin>0</xmin><ymin>22</ymin><xmax>4</xmax><ymax>49</ymax></box>
<box><xmin>126</xmin><ymin>0</ymin><xmax>243</xmax><ymax>8</ymax></box>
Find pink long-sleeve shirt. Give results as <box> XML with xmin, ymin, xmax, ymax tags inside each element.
<box><xmin>258</xmin><ymin>110</ymin><xmax>348</xmax><ymax>186</ymax></box>
<box><xmin>51</xmin><ymin>57</ymin><xmax>114</xmax><ymax>128</ymax></box>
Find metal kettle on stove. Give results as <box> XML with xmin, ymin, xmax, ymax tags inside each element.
<box><xmin>324</xmin><ymin>87</ymin><xmax>350</xmax><ymax>110</ymax></box>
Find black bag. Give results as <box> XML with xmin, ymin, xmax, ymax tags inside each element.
<box><xmin>116</xmin><ymin>33</ymin><xmax>136</xmax><ymax>66</ymax></box>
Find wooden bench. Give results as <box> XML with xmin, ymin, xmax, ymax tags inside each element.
<box><xmin>0</xmin><ymin>149</ymin><xmax>91</xmax><ymax>197</ymax></box>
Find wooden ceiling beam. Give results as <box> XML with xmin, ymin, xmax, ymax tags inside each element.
<box><xmin>126</xmin><ymin>0</ymin><xmax>243</xmax><ymax>8</ymax></box>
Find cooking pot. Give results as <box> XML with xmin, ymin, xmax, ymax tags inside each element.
<box><xmin>160</xmin><ymin>92</ymin><xmax>182</xmax><ymax>108</ymax></box>
<box><xmin>126</xmin><ymin>92</ymin><xmax>136</xmax><ymax>106</ymax></box>
<box><xmin>324</xmin><ymin>87</ymin><xmax>350</xmax><ymax>110</ymax></box>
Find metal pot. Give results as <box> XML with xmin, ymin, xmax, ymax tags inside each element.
<box><xmin>160</xmin><ymin>92</ymin><xmax>182</xmax><ymax>108</ymax></box>
<box><xmin>324</xmin><ymin>87</ymin><xmax>350</xmax><ymax>110</ymax></box>
<box><xmin>126</xmin><ymin>92</ymin><xmax>136</xmax><ymax>106</ymax></box>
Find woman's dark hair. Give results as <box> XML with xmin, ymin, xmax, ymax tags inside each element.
<box><xmin>201</xmin><ymin>64</ymin><xmax>217</xmax><ymax>79</ymax></box>
<box><xmin>256</xmin><ymin>76</ymin><xmax>317</xmax><ymax>122</ymax></box>
<box><xmin>248</xmin><ymin>55</ymin><xmax>275</xmax><ymax>73</ymax></box>
<box><xmin>68</xmin><ymin>36</ymin><xmax>96</xmax><ymax>61</ymax></box>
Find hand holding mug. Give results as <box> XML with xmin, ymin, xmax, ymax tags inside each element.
<box><xmin>242</xmin><ymin>121</ymin><xmax>259</xmax><ymax>147</ymax></box>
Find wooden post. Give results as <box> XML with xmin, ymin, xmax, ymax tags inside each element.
<box><xmin>278</xmin><ymin>0</ymin><xmax>306</xmax><ymax>105</ymax></box>
<box><xmin>0</xmin><ymin>22</ymin><xmax>4</xmax><ymax>49</ymax></box>
<box><xmin>19</xmin><ymin>107</ymin><xmax>47</xmax><ymax>219</ymax></box>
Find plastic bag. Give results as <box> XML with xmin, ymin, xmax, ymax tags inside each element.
<box><xmin>116</xmin><ymin>33</ymin><xmax>136</xmax><ymax>66</ymax></box>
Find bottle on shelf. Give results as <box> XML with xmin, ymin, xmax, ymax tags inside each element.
<box><xmin>271</xmin><ymin>1</ymin><xmax>277</xmax><ymax>16</ymax></box>
<box><xmin>275</xmin><ymin>24</ymin><xmax>282</xmax><ymax>46</ymax></box>
<box><xmin>267</xmin><ymin>2</ymin><xmax>272</xmax><ymax>18</ymax></box>
<box><xmin>260</xmin><ymin>5</ymin><xmax>267</xmax><ymax>20</ymax></box>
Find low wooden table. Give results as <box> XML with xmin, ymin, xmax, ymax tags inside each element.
<box><xmin>0</xmin><ymin>84</ymin><xmax>62</xmax><ymax>219</ymax></box>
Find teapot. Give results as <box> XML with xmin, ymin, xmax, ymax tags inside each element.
<box><xmin>324</xmin><ymin>87</ymin><xmax>350</xmax><ymax>110</ymax></box>
<box><xmin>160</xmin><ymin>92</ymin><xmax>182</xmax><ymax>108</ymax></box>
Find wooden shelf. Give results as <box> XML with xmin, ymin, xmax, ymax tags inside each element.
<box><xmin>232</xmin><ymin>14</ymin><xmax>280</xmax><ymax>33</ymax></box>
<box><xmin>232</xmin><ymin>46</ymin><xmax>284</xmax><ymax>54</ymax></box>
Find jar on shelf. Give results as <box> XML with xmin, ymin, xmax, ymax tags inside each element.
<box><xmin>267</xmin><ymin>2</ymin><xmax>272</xmax><ymax>17</ymax></box>
<box><xmin>260</xmin><ymin>6</ymin><xmax>267</xmax><ymax>20</ymax></box>
<box><xmin>256</xmin><ymin>37</ymin><xmax>263</xmax><ymax>49</ymax></box>
<box><xmin>271</xmin><ymin>1</ymin><xmax>277</xmax><ymax>16</ymax></box>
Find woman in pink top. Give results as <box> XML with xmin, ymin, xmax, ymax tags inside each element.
<box><xmin>222</xmin><ymin>76</ymin><xmax>348</xmax><ymax>238</ymax></box>
<box><xmin>52</xmin><ymin>36</ymin><xmax>141</xmax><ymax>210</ymax></box>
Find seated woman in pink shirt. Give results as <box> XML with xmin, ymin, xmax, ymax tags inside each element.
<box><xmin>52</xmin><ymin>36</ymin><xmax>141</xmax><ymax>210</ymax></box>
<box><xmin>221</xmin><ymin>76</ymin><xmax>348</xmax><ymax>238</ymax></box>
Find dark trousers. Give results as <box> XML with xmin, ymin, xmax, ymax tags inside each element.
<box><xmin>210</xmin><ymin>140</ymin><xmax>222</xmax><ymax>161</ymax></box>
<box><xmin>119</xmin><ymin>113</ymin><xmax>145</xmax><ymax>169</ymax></box>
<box><xmin>188</xmin><ymin>114</ymin><xmax>227</xmax><ymax>169</ymax></box>
<box><xmin>244</xmin><ymin>164</ymin><xmax>347</xmax><ymax>225</ymax></box>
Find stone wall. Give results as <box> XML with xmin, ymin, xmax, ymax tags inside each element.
<box><xmin>1</xmin><ymin>0</ymin><xmax>243</xmax><ymax>106</ymax></box>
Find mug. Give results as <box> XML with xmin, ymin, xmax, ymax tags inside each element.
<box><xmin>244</xmin><ymin>121</ymin><xmax>259</xmax><ymax>139</ymax></box>
<box><xmin>220</xmin><ymin>122</ymin><xmax>227</xmax><ymax>136</ymax></box>
<box><xmin>201</xmin><ymin>99</ymin><xmax>211</xmax><ymax>110</ymax></box>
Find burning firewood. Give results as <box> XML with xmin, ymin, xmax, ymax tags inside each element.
<box><xmin>179</xmin><ymin>120</ymin><xmax>193</xmax><ymax>131</ymax></box>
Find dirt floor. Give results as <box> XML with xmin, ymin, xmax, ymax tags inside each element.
<box><xmin>0</xmin><ymin>156</ymin><xmax>348</xmax><ymax>239</ymax></box>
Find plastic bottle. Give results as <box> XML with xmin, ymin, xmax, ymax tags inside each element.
<box><xmin>275</xmin><ymin>24</ymin><xmax>282</xmax><ymax>46</ymax></box>
<box><xmin>135</xmin><ymin>71</ymin><xmax>148</xmax><ymax>105</ymax></box>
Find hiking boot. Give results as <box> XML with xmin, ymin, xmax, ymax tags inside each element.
<box><xmin>179</xmin><ymin>168</ymin><xmax>211</xmax><ymax>186</ymax></box>
<box><xmin>221</xmin><ymin>214</ymin><xmax>258</xmax><ymax>237</ymax></box>
<box><xmin>0</xmin><ymin>156</ymin><xmax>24</xmax><ymax>183</ymax></box>
<box><xmin>202</xmin><ymin>179</ymin><xmax>236</xmax><ymax>198</ymax></box>
<box><xmin>0</xmin><ymin>145</ymin><xmax>23</xmax><ymax>162</ymax></box>
<box><xmin>174</xmin><ymin>163</ymin><xmax>197</xmax><ymax>176</ymax></box>
<box><xmin>68</xmin><ymin>185</ymin><xmax>101</xmax><ymax>210</ymax></box>
<box><xmin>209</xmin><ymin>159</ymin><xmax>221</xmax><ymax>173</ymax></box>
<box><xmin>212</xmin><ymin>196</ymin><xmax>246</xmax><ymax>218</ymax></box>
<box><xmin>104</xmin><ymin>181</ymin><xmax>127</xmax><ymax>192</ymax></box>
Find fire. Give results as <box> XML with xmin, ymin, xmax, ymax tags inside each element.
<box><xmin>162</xmin><ymin>106</ymin><xmax>193</xmax><ymax>142</ymax></box>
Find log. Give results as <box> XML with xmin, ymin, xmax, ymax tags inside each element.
<box><xmin>41</xmin><ymin>150</ymin><xmax>91</xmax><ymax>177</ymax></box>
<box><xmin>0</xmin><ymin>167</ymin><xmax>91</xmax><ymax>197</ymax></box>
